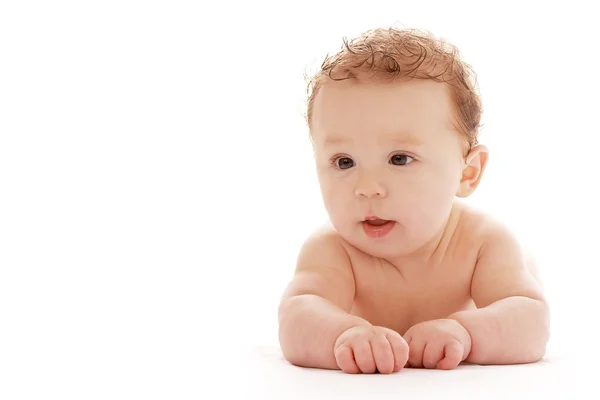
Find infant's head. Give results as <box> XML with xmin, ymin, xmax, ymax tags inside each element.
<box><xmin>306</xmin><ymin>27</ymin><xmax>488</xmax><ymax>259</ymax></box>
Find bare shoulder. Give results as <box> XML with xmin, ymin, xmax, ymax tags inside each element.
<box><xmin>479</xmin><ymin>212</ymin><xmax>544</xmax><ymax>288</ymax></box>
<box><xmin>279</xmin><ymin>223</ymin><xmax>356</xmax><ymax>312</ymax></box>
<box><xmin>461</xmin><ymin>204</ymin><xmax>533</xmax><ymax>263</ymax></box>
<box><xmin>456</xmin><ymin>202</ymin><xmax>546</xmax><ymax>306</ymax></box>
<box><xmin>454</xmin><ymin>201</ymin><xmax>525</xmax><ymax>251</ymax></box>
<box><xmin>451</xmin><ymin>201</ymin><xmax>497</xmax><ymax>251</ymax></box>
<box><xmin>295</xmin><ymin>223</ymin><xmax>353</xmax><ymax>266</ymax></box>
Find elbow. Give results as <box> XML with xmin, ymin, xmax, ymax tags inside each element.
<box><xmin>467</xmin><ymin>298</ymin><xmax>551</xmax><ymax>365</ymax></box>
<box><xmin>278</xmin><ymin>322</ymin><xmax>311</xmax><ymax>368</ymax></box>
<box><xmin>278</xmin><ymin>319</ymin><xmax>299</xmax><ymax>366</ymax></box>
<box><xmin>278</xmin><ymin>332</ymin><xmax>301</xmax><ymax>366</ymax></box>
<box><xmin>277</xmin><ymin>295</ymin><xmax>308</xmax><ymax>366</ymax></box>
<box><xmin>537</xmin><ymin>299</ymin><xmax>551</xmax><ymax>355</ymax></box>
<box><xmin>538</xmin><ymin>318</ymin><xmax>551</xmax><ymax>361</ymax></box>
<box><xmin>280</xmin><ymin>345</ymin><xmax>307</xmax><ymax>368</ymax></box>
<box><xmin>524</xmin><ymin>337</ymin><xmax>548</xmax><ymax>363</ymax></box>
<box><xmin>530</xmin><ymin>344</ymin><xmax>547</xmax><ymax>363</ymax></box>
<box><xmin>526</xmin><ymin>300</ymin><xmax>551</xmax><ymax>363</ymax></box>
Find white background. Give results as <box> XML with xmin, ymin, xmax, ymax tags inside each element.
<box><xmin>1</xmin><ymin>0</ymin><xmax>598</xmax><ymax>398</ymax></box>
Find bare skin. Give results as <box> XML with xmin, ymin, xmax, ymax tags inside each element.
<box><xmin>278</xmin><ymin>78</ymin><xmax>549</xmax><ymax>374</ymax></box>
<box><xmin>345</xmin><ymin>201</ymin><xmax>479</xmax><ymax>337</ymax></box>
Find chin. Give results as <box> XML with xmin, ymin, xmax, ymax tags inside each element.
<box><xmin>338</xmin><ymin>227</ymin><xmax>402</xmax><ymax>257</ymax></box>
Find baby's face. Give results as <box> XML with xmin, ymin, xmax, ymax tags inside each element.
<box><xmin>311</xmin><ymin>79</ymin><xmax>469</xmax><ymax>259</ymax></box>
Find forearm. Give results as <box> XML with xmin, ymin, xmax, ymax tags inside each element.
<box><xmin>278</xmin><ymin>294</ymin><xmax>372</xmax><ymax>369</ymax></box>
<box><xmin>449</xmin><ymin>296</ymin><xmax>550</xmax><ymax>365</ymax></box>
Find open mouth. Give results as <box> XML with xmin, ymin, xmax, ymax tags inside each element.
<box><xmin>361</xmin><ymin>217</ymin><xmax>396</xmax><ymax>237</ymax></box>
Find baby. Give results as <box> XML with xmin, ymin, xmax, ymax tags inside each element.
<box><xmin>278</xmin><ymin>27</ymin><xmax>549</xmax><ymax>374</ymax></box>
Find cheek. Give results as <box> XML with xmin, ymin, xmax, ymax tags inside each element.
<box><xmin>418</xmin><ymin>163</ymin><xmax>462</xmax><ymax>197</ymax></box>
<box><xmin>318</xmin><ymin>177</ymin><xmax>359</xmax><ymax>232</ymax></box>
<box><xmin>319</xmin><ymin>177</ymin><xmax>347</xmax><ymax>213</ymax></box>
<box><xmin>393</xmin><ymin>170</ymin><xmax>450</xmax><ymax>202</ymax></box>
<box><xmin>395</xmin><ymin>169</ymin><xmax>458</xmax><ymax>223</ymax></box>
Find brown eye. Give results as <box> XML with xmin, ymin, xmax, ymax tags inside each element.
<box><xmin>336</xmin><ymin>157</ymin><xmax>355</xmax><ymax>169</ymax></box>
<box><xmin>390</xmin><ymin>154</ymin><xmax>414</xmax><ymax>166</ymax></box>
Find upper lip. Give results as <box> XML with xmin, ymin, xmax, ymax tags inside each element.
<box><xmin>364</xmin><ymin>215</ymin><xmax>386</xmax><ymax>221</ymax></box>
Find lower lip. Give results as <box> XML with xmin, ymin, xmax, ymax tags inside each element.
<box><xmin>361</xmin><ymin>221</ymin><xmax>396</xmax><ymax>238</ymax></box>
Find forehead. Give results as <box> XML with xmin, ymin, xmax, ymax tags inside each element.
<box><xmin>311</xmin><ymin>78</ymin><xmax>456</xmax><ymax>146</ymax></box>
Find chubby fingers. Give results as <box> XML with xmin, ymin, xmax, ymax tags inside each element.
<box><xmin>436</xmin><ymin>339</ymin><xmax>464</xmax><ymax>370</ymax></box>
<box><xmin>353</xmin><ymin>339</ymin><xmax>377</xmax><ymax>373</ymax></box>
<box><xmin>385</xmin><ymin>331</ymin><xmax>409</xmax><ymax>372</ymax></box>
<box><xmin>335</xmin><ymin>331</ymin><xmax>407</xmax><ymax>374</ymax></box>
<box><xmin>334</xmin><ymin>344</ymin><xmax>361</xmax><ymax>374</ymax></box>
<box><xmin>367</xmin><ymin>333</ymin><xmax>395</xmax><ymax>374</ymax></box>
<box><xmin>422</xmin><ymin>341</ymin><xmax>446</xmax><ymax>369</ymax></box>
<box><xmin>406</xmin><ymin>335</ymin><xmax>425</xmax><ymax>368</ymax></box>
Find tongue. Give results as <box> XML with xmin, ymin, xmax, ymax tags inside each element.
<box><xmin>366</xmin><ymin>219</ymin><xmax>389</xmax><ymax>226</ymax></box>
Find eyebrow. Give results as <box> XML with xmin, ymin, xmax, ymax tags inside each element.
<box><xmin>323</xmin><ymin>133</ymin><xmax>423</xmax><ymax>147</ymax></box>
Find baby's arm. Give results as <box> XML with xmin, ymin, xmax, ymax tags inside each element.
<box><xmin>278</xmin><ymin>228</ymin><xmax>371</xmax><ymax>370</ymax></box>
<box><xmin>448</xmin><ymin>220</ymin><xmax>550</xmax><ymax>364</ymax></box>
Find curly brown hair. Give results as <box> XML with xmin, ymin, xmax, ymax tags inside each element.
<box><xmin>306</xmin><ymin>27</ymin><xmax>483</xmax><ymax>153</ymax></box>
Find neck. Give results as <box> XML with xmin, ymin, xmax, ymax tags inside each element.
<box><xmin>386</xmin><ymin>201</ymin><xmax>463</xmax><ymax>273</ymax></box>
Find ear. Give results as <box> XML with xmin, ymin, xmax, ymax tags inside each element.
<box><xmin>456</xmin><ymin>144</ymin><xmax>489</xmax><ymax>198</ymax></box>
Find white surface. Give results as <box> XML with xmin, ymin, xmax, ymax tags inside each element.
<box><xmin>1</xmin><ymin>1</ymin><xmax>598</xmax><ymax>399</ymax></box>
<box><xmin>242</xmin><ymin>345</ymin><xmax>592</xmax><ymax>400</ymax></box>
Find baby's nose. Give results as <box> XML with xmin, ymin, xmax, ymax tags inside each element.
<box><xmin>354</xmin><ymin>180</ymin><xmax>388</xmax><ymax>198</ymax></box>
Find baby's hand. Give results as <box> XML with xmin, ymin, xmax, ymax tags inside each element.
<box><xmin>403</xmin><ymin>319</ymin><xmax>471</xmax><ymax>370</ymax></box>
<box><xmin>333</xmin><ymin>325</ymin><xmax>409</xmax><ymax>374</ymax></box>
